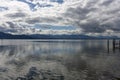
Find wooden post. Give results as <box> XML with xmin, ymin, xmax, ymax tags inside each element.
<box><xmin>119</xmin><ymin>40</ymin><xmax>120</xmax><ymax>51</ymax></box>
<box><xmin>107</xmin><ymin>39</ymin><xmax>109</xmax><ymax>53</ymax></box>
<box><xmin>113</xmin><ymin>39</ymin><xmax>115</xmax><ymax>52</ymax></box>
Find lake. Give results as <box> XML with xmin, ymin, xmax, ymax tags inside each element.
<box><xmin>0</xmin><ymin>39</ymin><xmax>120</xmax><ymax>80</ymax></box>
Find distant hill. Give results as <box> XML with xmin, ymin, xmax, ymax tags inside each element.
<box><xmin>30</xmin><ymin>34</ymin><xmax>95</xmax><ymax>39</ymax></box>
<box><xmin>0</xmin><ymin>32</ymin><xmax>95</xmax><ymax>39</ymax></box>
<box><xmin>0</xmin><ymin>32</ymin><xmax>119</xmax><ymax>39</ymax></box>
<box><xmin>0</xmin><ymin>32</ymin><xmax>32</xmax><ymax>39</ymax></box>
<box><xmin>95</xmin><ymin>35</ymin><xmax>119</xmax><ymax>39</ymax></box>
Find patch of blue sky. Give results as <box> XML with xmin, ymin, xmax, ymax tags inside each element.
<box><xmin>37</xmin><ymin>4</ymin><xmax>53</xmax><ymax>7</ymax></box>
<box><xmin>17</xmin><ymin>0</ymin><xmax>63</xmax><ymax>11</ymax></box>
<box><xmin>17</xmin><ymin>0</ymin><xmax>36</xmax><ymax>11</ymax></box>
<box><xmin>50</xmin><ymin>0</ymin><xmax>64</xmax><ymax>4</ymax></box>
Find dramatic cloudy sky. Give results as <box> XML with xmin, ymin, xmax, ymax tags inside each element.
<box><xmin>0</xmin><ymin>0</ymin><xmax>120</xmax><ymax>36</ymax></box>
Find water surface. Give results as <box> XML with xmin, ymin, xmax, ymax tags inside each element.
<box><xmin>0</xmin><ymin>39</ymin><xmax>120</xmax><ymax>80</ymax></box>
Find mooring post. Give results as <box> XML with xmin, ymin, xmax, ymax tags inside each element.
<box><xmin>107</xmin><ymin>39</ymin><xmax>109</xmax><ymax>53</ymax></box>
<box><xmin>113</xmin><ymin>39</ymin><xmax>115</xmax><ymax>52</ymax></box>
<box><xmin>119</xmin><ymin>40</ymin><xmax>120</xmax><ymax>50</ymax></box>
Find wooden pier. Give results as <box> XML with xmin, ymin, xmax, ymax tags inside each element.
<box><xmin>113</xmin><ymin>39</ymin><xmax>120</xmax><ymax>49</ymax></box>
<box><xmin>107</xmin><ymin>39</ymin><xmax>120</xmax><ymax>53</ymax></box>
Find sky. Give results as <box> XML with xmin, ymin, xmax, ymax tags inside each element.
<box><xmin>0</xmin><ymin>0</ymin><xmax>120</xmax><ymax>36</ymax></box>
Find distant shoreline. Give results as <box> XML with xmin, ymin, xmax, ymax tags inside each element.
<box><xmin>0</xmin><ymin>32</ymin><xmax>120</xmax><ymax>40</ymax></box>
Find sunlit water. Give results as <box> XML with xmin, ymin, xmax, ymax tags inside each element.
<box><xmin>0</xmin><ymin>39</ymin><xmax>120</xmax><ymax>80</ymax></box>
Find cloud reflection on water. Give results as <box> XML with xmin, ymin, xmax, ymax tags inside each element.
<box><xmin>0</xmin><ymin>40</ymin><xmax>120</xmax><ymax>80</ymax></box>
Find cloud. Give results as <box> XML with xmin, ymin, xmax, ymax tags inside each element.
<box><xmin>62</xmin><ymin>0</ymin><xmax>120</xmax><ymax>36</ymax></box>
<box><xmin>5</xmin><ymin>11</ymin><xmax>27</xmax><ymax>18</ymax></box>
<box><xmin>0</xmin><ymin>6</ymin><xmax>8</xmax><ymax>11</ymax></box>
<box><xmin>0</xmin><ymin>0</ymin><xmax>120</xmax><ymax>36</ymax></box>
<box><xmin>101</xmin><ymin>0</ymin><xmax>113</xmax><ymax>6</ymax></box>
<box><xmin>25</xmin><ymin>17</ymin><xmax>59</xmax><ymax>24</ymax></box>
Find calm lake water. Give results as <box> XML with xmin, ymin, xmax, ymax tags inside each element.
<box><xmin>0</xmin><ymin>39</ymin><xmax>120</xmax><ymax>80</ymax></box>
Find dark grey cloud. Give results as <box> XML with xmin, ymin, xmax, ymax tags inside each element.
<box><xmin>0</xmin><ymin>23</ymin><xmax>18</xmax><ymax>33</ymax></box>
<box><xmin>0</xmin><ymin>21</ymin><xmax>43</xmax><ymax>34</ymax></box>
<box><xmin>101</xmin><ymin>0</ymin><xmax>113</xmax><ymax>6</ymax></box>
<box><xmin>6</xmin><ymin>22</ymin><xmax>16</xmax><ymax>28</ymax></box>
<box><xmin>64</xmin><ymin>6</ymin><xmax>96</xmax><ymax>23</ymax></box>
<box><xmin>1</xmin><ymin>22</ymin><xmax>26</xmax><ymax>34</ymax></box>
<box><xmin>0</xmin><ymin>26</ymin><xmax>6</xmax><ymax>32</ymax></box>
<box><xmin>25</xmin><ymin>17</ymin><xmax>40</xmax><ymax>24</ymax></box>
<box><xmin>0</xmin><ymin>6</ymin><xmax>8</xmax><ymax>11</ymax></box>
<box><xmin>63</xmin><ymin>6</ymin><xmax>100</xmax><ymax>33</ymax></box>
<box><xmin>25</xmin><ymin>17</ymin><xmax>59</xmax><ymax>24</ymax></box>
<box><xmin>62</xmin><ymin>0</ymin><xmax>120</xmax><ymax>35</ymax></box>
<box><xmin>64</xmin><ymin>7</ymin><xmax>89</xmax><ymax>20</ymax></box>
<box><xmin>80</xmin><ymin>21</ymin><xmax>105</xmax><ymax>33</ymax></box>
<box><xmin>5</xmin><ymin>12</ymin><xmax>27</xmax><ymax>18</ymax></box>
